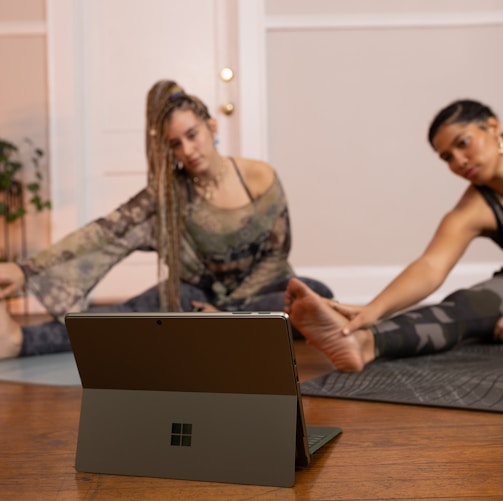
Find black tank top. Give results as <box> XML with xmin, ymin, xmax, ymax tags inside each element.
<box><xmin>475</xmin><ymin>185</ymin><xmax>503</xmax><ymax>248</ymax></box>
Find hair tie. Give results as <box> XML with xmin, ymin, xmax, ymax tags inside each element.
<box><xmin>168</xmin><ymin>90</ymin><xmax>185</xmax><ymax>102</ymax></box>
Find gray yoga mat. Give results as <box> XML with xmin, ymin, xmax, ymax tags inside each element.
<box><xmin>0</xmin><ymin>352</ymin><xmax>81</xmax><ymax>386</ymax></box>
<box><xmin>301</xmin><ymin>343</ymin><xmax>503</xmax><ymax>413</ymax></box>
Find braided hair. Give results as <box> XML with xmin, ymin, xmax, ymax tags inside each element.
<box><xmin>145</xmin><ymin>80</ymin><xmax>212</xmax><ymax>311</ymax></box>
<box><xmin>428</xmin><ymin>99</ymin><xmax>498</xmax><ymax>147</ymax></box>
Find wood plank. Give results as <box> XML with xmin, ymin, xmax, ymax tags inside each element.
<box><xmin>1</xmin><ymin>339</ymin><xmax>502</xmax><ymax>500</ymax></box>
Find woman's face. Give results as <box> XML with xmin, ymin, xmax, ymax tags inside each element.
<box><xmin>432</xmin><ymin>118</ymin><xmax>502</xmax><ymax>185</ymax></box>
<box><xmin>165</xmin><ymin>109</ymin><xmax>217</xmax><ymax>174</ymax></box>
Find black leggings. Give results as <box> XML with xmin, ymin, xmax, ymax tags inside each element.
<box><xmin>19</xmin><ymin>277</ymin><xmax>333</xmax><ymax>356</ymax></box>
<box><xmin>373</xmin><ymin>270</ymin><xmax>503</xmax><ymax>359</ymax></box>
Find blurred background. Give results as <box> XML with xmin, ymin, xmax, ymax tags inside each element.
<box><xmin>1</xmin><ymin>0</ymin><xmax>502</xmax><ymax>310</ymax></box>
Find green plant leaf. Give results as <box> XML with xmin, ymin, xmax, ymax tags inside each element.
<box><xmin>0</xmin><ymin>137</ymin><xmax>51</xmax><ymax>222</ymax></box>
<box><xmin>26</xmin><ymin>182</ymin><xmax>40</xmax><ymax>193</ymax></box>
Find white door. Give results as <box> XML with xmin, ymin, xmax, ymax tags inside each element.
<box><xmin>47</xmin><ymin>0</ymin><xmax>241</xmax><ymax>302</ymax></box>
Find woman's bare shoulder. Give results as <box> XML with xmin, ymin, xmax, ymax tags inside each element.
<box><xmin>232</xmin><ymin>157</ymin><xmax>276</xmax><ymax>198</ymax></box>
<box><xmin>448</xmin><ymin>184</ymin><xmax>497</xmax><ymax>233</ymax></box>
<box><xmin>455</xmin><ymin>184</ymin><xmax>491</xmax><ymax>210</ymax></box>
<box><xmin>421</xmin><ymin>185</ymin><xmax>494</xmax><ymax>270</ymax></box>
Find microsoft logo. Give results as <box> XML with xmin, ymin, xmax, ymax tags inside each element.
<box><xmin>171</xmin><ymin>423</ymin><xmax>192</xmax><ymax>447</ymax></box>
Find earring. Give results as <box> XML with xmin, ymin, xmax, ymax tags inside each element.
<box><xmin>175</xmin><ymin>160</ymin><xmax>184</xmax><ymax>170</ymax></box>
<box><xmin>214</xmin><ymin>136</ymin><xmax>220</xmax><ymax>147</ymax></box>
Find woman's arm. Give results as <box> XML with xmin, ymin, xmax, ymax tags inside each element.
<box><xmin>339</xmin><ymin>186</ymin><xmax>496</xmax><ymax>334</ymax></box>
<box><xmin>19</xmin><ymin>187</ymin><xmax>157</xmax><ymax>319</ymax></box>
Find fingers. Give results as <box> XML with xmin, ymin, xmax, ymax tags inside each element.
<box><xmin>0</xmin><ymin>283</ymin><xmax>18</xmax><ymax>300</ymax></box>
<box><xmin>339</xmin><ymin>320</ymin><xmax>357</xmax><ymax>336</ymax></box>
<box><xmin>493</xmin><ymin>317</ymin><xmax>503</xmax><ymax>342</ymax></box>
<box><xmin>0</xmin><ymin>263</ymin><xmax>25</xmax><ymax>298</ymax></box>
<box><xmin>191</xmin><ymin>301</ymin><xmax>219</xmax><ymax>313</ymax></box>
<box><xmin>334</xmin><ymin>302</ymin><xmax>380</xmax><ymax>337</ymax></box>
<box><xmin>333</xmin><ymin>304</ymin><xmax>357</xmax><ymax>318</ymax></box>
<box><xmin>191</xmin><ymin>301</ymin><xmax>205</xmax><ymax>312</ymax></box>
<box><xmin>337</xmin><ymin>315</ymin><xmax>370</xmax><ymax>337</ymax></box>
<box><xmin>338</xmin><ymin>319</ymin><xmax>361</xmax><ymax>337</ymax></box>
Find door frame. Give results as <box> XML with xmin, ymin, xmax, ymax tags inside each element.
<box><xmin>45</xmin><ymin>0</ymin><xmax>267</xmax><ymax>302</ymax></box>
<box><xmin>47</xmin><ymin>0</ymin><xmax>267</xmax><ymax>240</ymax></box>
<box><xmin>236</xmin><ymin>0</ymin><xmax>267</xmax><ymax>161</ymax></box>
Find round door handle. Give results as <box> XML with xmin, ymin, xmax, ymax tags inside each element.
<box><xmin>220</xmin><ymin>67</ymin><xmax>234</xmax><ymax>82</ymax></box>
<box><xmin>220</xmin><ymin>102</ymin><xmax>235</xmax><ymax>116</ymax></box>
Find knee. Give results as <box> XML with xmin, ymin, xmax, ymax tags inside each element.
<box><xmin>443</xmin><ymin>288</ymin><xmax>503</xmax><ymax>316</ymax></box>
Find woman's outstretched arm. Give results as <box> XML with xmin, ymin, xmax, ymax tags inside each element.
<box><xmin>337</xmin><ymin>187</ymin><xmax>493</xmax><ymax>335</ymax></box>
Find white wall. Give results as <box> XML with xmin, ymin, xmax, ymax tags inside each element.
<box><xmin>262</xmin><ymin>0</ymin><xmax>503</xmax><ymax>303</ymax></box>
<box><xmin>3</xmin><ymin>0</ymin><xmax>503</xmax><ymax>310</ymax></box>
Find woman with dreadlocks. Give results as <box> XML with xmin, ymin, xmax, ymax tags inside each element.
<box><xmin>0</xmin><ymin>80</ymin><xmax>333</xmax><ymax>359</ymax></box>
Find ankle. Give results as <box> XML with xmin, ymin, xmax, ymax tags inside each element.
<box><xmin>357</xmin><ymin>328</ymin><xmax>376</xmax><ymax>366</ymax></box>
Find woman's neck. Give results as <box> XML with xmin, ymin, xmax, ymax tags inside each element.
<box><xmin>190</xmin><ymin>156</ymin><xmax>229</xmax><ymax>201</ymax></box>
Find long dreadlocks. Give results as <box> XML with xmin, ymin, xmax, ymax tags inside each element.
<box><xmin>145</xmin><ymin>80</ymin><xmax>212</xmax><ymax>311</ymax></box>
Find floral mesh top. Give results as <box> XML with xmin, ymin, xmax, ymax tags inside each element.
<box><xmin>19</xmin><ymin>170</ymin><xmax>294</xmax><ymax>319</ymax></box>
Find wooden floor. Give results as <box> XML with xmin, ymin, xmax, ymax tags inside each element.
<box><xmin>1</xmin><ymin>323</ymin><xmax>503</xmax><ymax>500</ymax></box>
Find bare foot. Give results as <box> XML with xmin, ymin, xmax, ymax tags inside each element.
<box><xmin>286</xmin><ymin>278</ymin><xmax>375</xmax><ymax>372</ymax></box>
<box><xmin>0</xmin><ymin>301</ymin><xmax>22</xmax><ymax>359</ymax></box>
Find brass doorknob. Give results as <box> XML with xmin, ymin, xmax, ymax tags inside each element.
<box><xmin>220</xmin><ymin>67</ymin><xmax>234</xmax><ymax>82</ymax></box>
<box><xmin>220</xmin><ymin>102</ymin><xmax>235</xmax><ymax>116</ymax></box>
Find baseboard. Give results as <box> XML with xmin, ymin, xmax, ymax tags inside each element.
<box><xmin>10</xmin><ymin>261</ymin><xmax>501</xmax><ymax>315</ymax></box>
<box><xmin>295</xmin><ymin>262</ymin><xmax>502</xmax><ymax>305</ymax></box>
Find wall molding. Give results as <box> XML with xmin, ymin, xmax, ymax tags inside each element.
<box><xmin>295</xmin><ymin>262</ymin><xmax>502</xmax><ymax>305</ymax></box>
<box><xmin>15</xmin><ymin>261</ymin><xmax>501</xmax><ymax>314</ymax></box>
<box><xmin>46</xmin><ymin>0</ymin><xmax>88</xmax><ymax>242</ymax></box>
<box><xmin>237</xmin><ymin>0</ymin><xmax>268</xmax><ymax>160</ymax></box>
<box><xmin>236</xmin><ymin>4</ymin><xmax>503</xmax><ymax>162</ymax></box>
<box><xmin>0</xmin><ymin>21</ymin><xmax>46</xmax><ymax>36</ymax></box>
<box><xmin>266</xmin><ymin>11</ymin><xmax>503</xmax><ymax>31</ymax></box>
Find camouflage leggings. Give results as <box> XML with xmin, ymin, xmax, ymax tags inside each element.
<box><xmin>373</xmin><ymin>268</ymin><xmax>503</xmax><ymax>359</ymax></box>
<box><xmin>19</xmin><ymin>276</ymin><xmax>332</xmax><ymax>356</ymax></box>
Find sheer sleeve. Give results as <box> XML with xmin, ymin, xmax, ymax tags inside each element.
<box><xmin>19</xmin><ymin>187</ymin><xmax>158</xmax><ymax>319</ymax></box>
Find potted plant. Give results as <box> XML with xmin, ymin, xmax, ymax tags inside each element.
<box><xmin>0</xmin><ymin>137</ymin><xmax>51</xmax><ymax>267</ymax></box>
<box><xmin>0</xmin><ymin>137</ymin><xmax>51</xmax><ymax>223</ymax></box>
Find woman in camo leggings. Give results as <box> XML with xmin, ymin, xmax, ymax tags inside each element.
<box><xmin>285</xmin><ymin>98</ymin><xmax>503</xmax><ymax>372</ymax></box>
